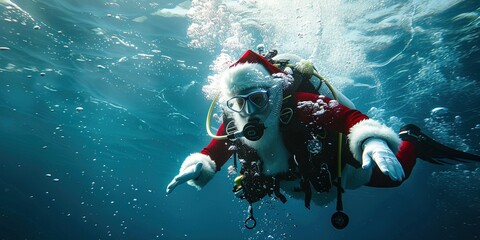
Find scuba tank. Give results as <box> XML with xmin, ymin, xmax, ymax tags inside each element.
<box><xmin>268</xmin><ymin>51</ymin><xmax>355</xmax><ymax>109</ymax></box>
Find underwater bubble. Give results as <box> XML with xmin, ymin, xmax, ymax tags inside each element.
<box><xmin>45</xmin><ymin>173</ymin><xmax>52</xmax><ymax>177</ymax></box>
<box><xmin>76</xmin><ymin>107</ymin><xmax>84</xmax><ymax>112</ymax></box>
<box><xmin>53</xmin><ymin>178</ymin><xmax>59</xmax><ymax>182</ymax></box>
<box><xmin>455</xmin><ymin>163</ymin><xmax>466</xmax><ymax>170</ymax></box>
<box><xmin>284</xmin><ymin>67</ymin><xmax>293</xmax><ymax>75</ymax></box>
<box><xmin>40</xmin><ymin>72</ymin><xmax>45</xmax><ymax>76</ymax></box>
<box><xmin>328</xmin><ymin>100</ymin><xmax>339</xmax><ymax>108</ymax></box>
<box><xmin>430</xmin><ymin>107</ymin><xmax>448</xmax><ymax>118</ymax></box>
<box><xmin>33</xmin><ymin>25</ymin><xmax>40</xmax><ymax>30</ymax></box>
<box><xmin>227</xmin><ymin>165</ymin><xmax>237</xmax><ymax>175</ymax></box>
<box><xmin>454</xmin><ymin>115</ymin><xmax>462</xmax><ymax>124</ymax></box>
<box><xmin>367</xmin><ymin>107</ymin><xmax>386</xmax><ymax>120</ymax></box>
<box><xmin>0</xmin><ymin>47</ymin><xmax>10</xmax><ymax>50</ymax></box>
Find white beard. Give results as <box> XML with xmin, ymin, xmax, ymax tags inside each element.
<box><xmin>230</xmin><ymin>85</ymin><xmax>290</xmax><ymax>176</ymax></box>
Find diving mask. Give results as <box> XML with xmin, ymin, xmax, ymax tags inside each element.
<box><xmin>226</xmin><ymin>89</ymin><xmax>269</xmax><ymax>114</ymax></box>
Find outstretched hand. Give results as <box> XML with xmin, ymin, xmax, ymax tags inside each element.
<box><xmin>166</xmin><ymin>162</ymin><xmax>203</xmax><ymax>194</ymax></box>
<box><xmin>362</xmin><ymin>138</ymin><xmax>405</xmax><ymax>181</ymax></box>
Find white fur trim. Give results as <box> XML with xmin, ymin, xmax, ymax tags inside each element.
<box><xmin>219</xmin><ymin>63</ymin><xmax>279</xmax><ymax>99</ymax></box>
<box><xmin>348</xmin><ymin>119</ymin><xmax>401</xmax><ymax>162</ymax></box>
<box><xmin>180</xmin><ymin>153</ymin><xmax>216</xmax><ymax>190</ymax></box>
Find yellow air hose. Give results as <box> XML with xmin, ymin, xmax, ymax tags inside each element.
<box><xmin>312</xmin><ymin>72</ymin><xmax>343</xmax><ymax>179</ymax></box>
<box><xmin>206</xmin><ymin>93</ymin><xmax>229</xmax><ymax>140</ymax></box>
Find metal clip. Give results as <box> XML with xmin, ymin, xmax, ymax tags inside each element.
<box><xmin>244</xmin><ymin>204</ymin><xmax>257</xmax><ymax>229</ymax></box>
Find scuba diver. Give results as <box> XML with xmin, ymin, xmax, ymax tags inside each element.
<box><xmin>165</xmin><ymin>48</ymin><xmax>480</xmax><ymax>229</ymax></box>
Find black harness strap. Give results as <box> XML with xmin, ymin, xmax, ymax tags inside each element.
<box><xmin>273</xmin><ymin>178</ymin><xmax>287</xmax><ymax>203</ymax></box>
<box><xmin>301</xmin><ymin>178</ymin><xmax>312</xmax><ymax>209</ymax></box>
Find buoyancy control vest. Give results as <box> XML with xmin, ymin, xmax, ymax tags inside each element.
<box><xmin>229</xmin><ymin>115</ymin><xmax>352</xmax><ymax>209</ymax></box>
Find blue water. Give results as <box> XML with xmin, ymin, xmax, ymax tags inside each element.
<box><xmin>1</xmin><ymin>0</ymin><xmax>479</xmax><ymax>239</ymax></box>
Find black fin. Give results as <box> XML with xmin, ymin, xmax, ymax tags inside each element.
<box><xmin>399</xmin><ymin>124</ymin><xmax>480</xmax><ymax>165</ymax></box>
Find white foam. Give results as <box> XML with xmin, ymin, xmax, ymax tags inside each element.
<box><xmin>132</xmin><ymin>16</ymin><xmax>147</xmax><ymax>23</ymax></box>
<box><xmin>0</xmin><ymin>0</ymin><xmax>35</xmax><ymax>21</ymax></box>
<box><xmin>152</xmin><ymin>6</ymin><xmax>188</xmax><ymax>18</ymax></box>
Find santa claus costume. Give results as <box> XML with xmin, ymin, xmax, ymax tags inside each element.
<box><xmin>166</xmin><ymin>50</ymin><xmax>480</xmax><ymax>229</ymax></box>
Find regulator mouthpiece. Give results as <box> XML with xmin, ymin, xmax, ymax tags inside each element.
<box><xmin>242</xmin><ymin>119</ymin><xmax>265</xmax><ymax>141</ymax></box>
<box><xmin>230</xmin><ymin>119</ymin><xmax>265</xmax><ymax>141</ymax></box>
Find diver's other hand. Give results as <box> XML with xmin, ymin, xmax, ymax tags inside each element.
<box><xmin>362</xmin><ymin>138</ymin><xmax>405</xmax><ymax>181</ymax></box>
<box><xmin>165</xmin><ymin>153</ymin><xmax>217</xmax><ymax>194</ymax></box>
<box><xmin>166</xmin><ymin>162</ymin><xmax>203</xmax><ymax>194</ymax></box>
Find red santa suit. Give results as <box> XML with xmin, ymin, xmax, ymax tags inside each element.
<box><xmin>175</xmin><ymin>50</ymin><xmax>417</xmax><ymax>208</ymax></box>
<box><xmin>200</xmin><ymin>91</ymin><xmax>417</xmax><ymax>189</ymax></box>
